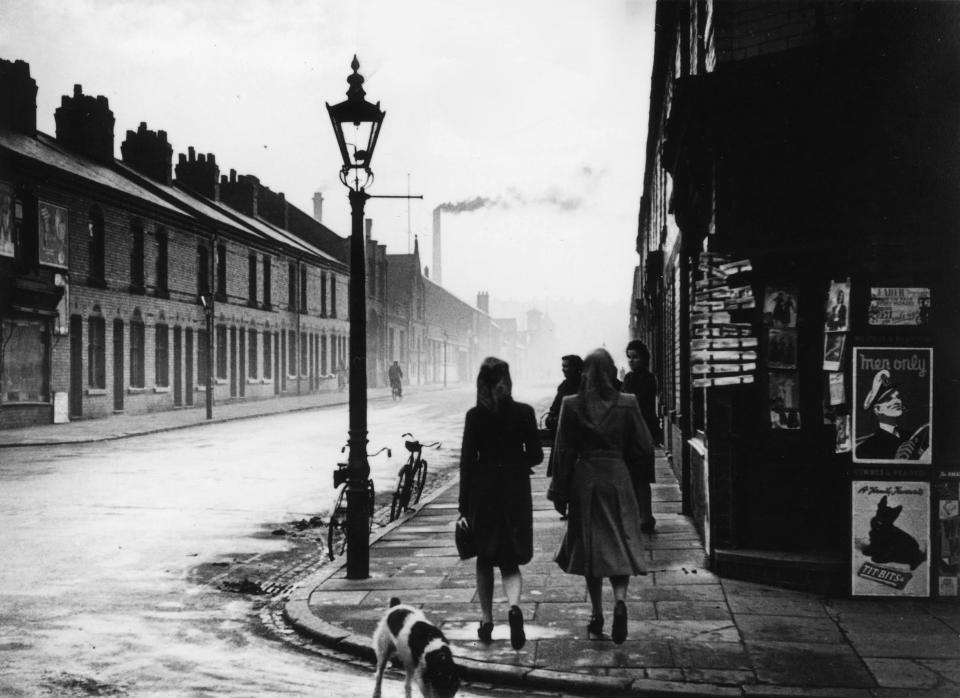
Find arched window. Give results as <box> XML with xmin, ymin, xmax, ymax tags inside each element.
<box><xmin>87</xmin><ymin>305</ymin><xmax>106</xmax><ymax>389</ymax></box>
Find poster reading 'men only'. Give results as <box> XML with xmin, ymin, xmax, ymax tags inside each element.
<box><xmin>853</xmin><ymin>481</ymin><xmax>929</xmax><ymax>597</ymax></box>
<box><xmin>852</xmin><ymin>347</ymin><xmax>932</xmax><ymax>464</ymax></box>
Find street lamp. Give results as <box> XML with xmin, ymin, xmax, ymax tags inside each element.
<box><xmin>326</xmin><ymin>56</ymin><xmax>385</xmax><ymax>579</ymax></box>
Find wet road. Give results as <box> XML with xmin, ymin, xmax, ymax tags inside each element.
<box><xmin>0</xmin><ymin>383</ymin><xmax>554</xmax><ymax>697</ymax></box>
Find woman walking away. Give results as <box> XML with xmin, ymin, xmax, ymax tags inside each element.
<box><xmin>458</xmin><ymin>357</ymin><xmax>543</xmax><ymax>650</ymax></box>
<box><xmin>548</xmin><ymin>348</ymin><xmax>653</xmax><ymax>644</ymax></box>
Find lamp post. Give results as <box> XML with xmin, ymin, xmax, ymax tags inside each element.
<box><xmin>327</xmin><ymin>56</ymin><xmax>385</xmax><ymax>579</ymax></box>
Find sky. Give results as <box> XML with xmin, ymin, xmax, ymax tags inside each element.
<box><xmin>2</xmin><ymin>0</ymin><xmax>655</xmax><ymax>356</ymax></box>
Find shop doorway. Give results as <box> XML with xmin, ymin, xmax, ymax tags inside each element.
<box><xmin>69</xmin><ymin>315</ymin><xmax>83</xmax><ymax>418</ymax></box>
<box><xmin>112</xmin><ymin>319</ymin><xmax>124</xmax><ymax>412</ymax></box>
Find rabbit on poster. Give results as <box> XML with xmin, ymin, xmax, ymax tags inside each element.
<box><xmin>861</xmin><ymin>496</ymin><xmax>927</xmax><ymax>570</ymax></box>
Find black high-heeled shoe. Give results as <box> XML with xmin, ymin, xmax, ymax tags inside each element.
<box><xmin>587</xmin><ymin>614</ymin><xmax>604</xmax><ymax>640</ymax></box>
<box><xmin>612</xmin><ymin>600</ymin><xmax>628</xmax><ymax>644</ymax></box>
<box><xmin>477</xmin><ymin>621</ymin><xmax>494</xmax><ymax>643</ymax></box>
<box><xmin>508</xmin><ymin>605</ymin><xmax>525</xmax><ymax>650</ymax></box>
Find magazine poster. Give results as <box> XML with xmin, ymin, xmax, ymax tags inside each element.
<box><xmin>852</xmin><ymin>347</ymin><xmax>932</xmax><ymax>464</ymax></box>
<box><xmin>38</xmin><ymin>201</ymin><xmax>68</xmax><ymax>269</ymax></box>
<box><xmin>937</xmin><ymin>480</ymin><xmax>959</xmax><ymax>596</ymax></box>
<box><xmin>824</xmin><ymin>278</ymin><xmax>850</xmax><ymax>331</ymax></box>
<box><xmin>828</xmin><ymin>371</ymin><xmax>846</xmax><ymax>405</ymax></box>
<box><xmin>836</xmin><ymin>414</ymin><xmax>851</xmax><ymax>453</ymax></box>
<box><xmin>823</xmin><ymin>332</ymin><xmax>846</xmax><ymax>371</ymax></box>
<box><xmin>852</xmin><ymin>481</ymin><xmax>929</xmax><ymax>597</ymax></box>
<box><xmin>769</xmin><ymin>370</ymin><xmax>800</xmax><ymax>430</ymax></box>
<box><xmin>868</xmin><ymin>287</ymin><xmax>931</xmax><ymax>327</ymax></box>
<box><xmin>767</xmin><ymin>329</ymin><xmax>797</xmax><ymax>369</ymax></box>
<box><xmin>0</xmin><ymin>181</ymin><xmax>14</xmax><ymax>258</ymax></box>
<box><xmin>763</xmin><ymin>286</ymin><xmax>798</xmax><ymax>329</ymax></box>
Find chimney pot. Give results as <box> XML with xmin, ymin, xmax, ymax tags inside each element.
<box><xmin>73</xmin><ymin>84</ymin><xmax>82</xmax><ymax>97</ymax></box>
<box><xmin>139</xmin><ymin>121</ymin><xmax>147</xmax><ymax>131</ymax></box>
<box><xmin>188</xmin><ymin>146</ymin><xmax>196</xmax><ymax>161</ymax></box>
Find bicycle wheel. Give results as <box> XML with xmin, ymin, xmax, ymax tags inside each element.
<box><xmin>327</xmin><ymin>486</ymin><xmax>348</xmax><ymax>560</ymax></box>
<box><xmin>390</xmin><ymin>468</ymin><xmax>411</xmax><ymax>522</ymax></box>
<box><xmin>412</xmin><ymin>460</ymin><xmax>428</xmax><ymax>505</ymax></box>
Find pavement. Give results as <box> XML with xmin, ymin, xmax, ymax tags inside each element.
<box><xmin>4</xmin><ymin>390</ymin><xmax>959</xmax><ymax>697</ymax></box>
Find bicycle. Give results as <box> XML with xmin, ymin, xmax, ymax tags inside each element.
<box><xmin>389</xmin><ymin>433</ymin><xmax>441</xmax><ymax>522</ymax></box>
<box><xmin>327</xmin><ymin>444</ymin><xmax>391</xmax><ymax>561</ymax></box>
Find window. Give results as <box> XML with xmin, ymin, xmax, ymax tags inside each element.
<box><xmin>248</xmin><ymin>328</ymin><xmax>258</xmax><ymax>379</ymax></box>
<box><xmin>87</xmin><ymin>314</ymin><xmax>106</xmax><ymax>388</ymax></box>
<box><xmin>155</xmin><ymin>323</ymin><xmax>169</xmax><ymax>387</ymax></box>
<box><xmin>216</xmin><ymin>243</ymin><xmax>227</xmax><ymax>300</ymax></box>
<box><xmin>89</xmin><ymin>206</ymin><xmax>105</xmax><ymax>285</ymax></box>
<box><xmin>198</xmin><ymin>244</ymin><xmax>210</xmax><ymax>297</ymax></box>
<box><xmin>330</xmin><ymin>274</ymin><xmax>337</xmax><ymax>318</ymax></box>
<box><xmin>197</xmin><ymin>328</ymin><xmax>209</xmax><ymax>386</ymax></box>
<box><xmin>321</xmin><ymin>271</ymin><xmax>327</xmax><ymax>316</ymax></box>
<box><xmin>130</xmin><ymin>220</ymin><xmax>145</xmax><ymax>292</ymax></box>
<box><xmin>155</xmin><ymin>229</ymin><xmax>168</xmax><ymax>296</ymax></box>
<box><xmin>263</xmin><ymin>330</ymin><xmax>272</xmax><ymax>380</ymax></box>
<box><xmin>263</xmin><ymin>255</ymin><xmax>272</xmax><ymax>308</ymax></box>
<box><xmin>216</xmin><ymin>324</ymin><xmax>227</xmax><ymax>380</ymax></box>
<box><xmin>248</xmin><ymin>253</ymin><xmax>258</xmax><ymax>306</ymax></box>
<box><xmin>288</xmin><ymin>262</ymin><xmax>297</xmax><ymax>310</ymax></box>
<box><xmin>0</xmin><ymin>320</ymin><xmax>45</xmax><ymax>403</ymax></box>
<box><xmin>130</xmin><ymin>311</ymin><xmax>145</xmax><ymax>388</ymax></box>
<box><xmin>299</xmin><ymin>264</ymin><xmax>307</xmax><ymax>313</ymax></box>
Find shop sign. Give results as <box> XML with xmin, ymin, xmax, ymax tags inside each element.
<box><xmin>852</xmin><ymin>347</ymin><xmax>932</xmax><ymax>464</ymax></box>
<box><xmin>852</xmin><ymin>481</ymin><xmax>929</xmax><ymax>597</ymax></box>
<box><xmin>868</xmin><ymin>287</ymin><xmax>931</xmax><ymax>326</ymax></box>
<box><xmin>0</xmin><ymin>181</ymin><xmax>14</xmax><ymax>258</ymax></box>
<box><xmin>38</xmin><ymin>201</ymin><xmax>68</xmax><ymax>268</ymax></box>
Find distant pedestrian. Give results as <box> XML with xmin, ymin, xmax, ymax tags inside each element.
<box><xmin>622</xmin><ymin>339</ymin><xmax>661</xmax><ymax>533</ymax></box>
<box><xmin>548</xmin><ymin>348</ymin><xmax>651</xmax><ymax>644</ymax></box>
<box><xmin>388</xmin><ymin>360</ymin><xmax>403</xmax><ymax>398</ymax></box>
<box><xmin>457</xmin><ymin>357</ymin><xmax>543</xmax><ymax>650</ymax></box>
<box><xmin>545</xmin><ymin>354</ymin><xmax>583</xmax><ymax>477</ymax></box>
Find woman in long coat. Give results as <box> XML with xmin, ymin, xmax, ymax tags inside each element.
<box><xmin>458</xmin><ymin>357</ymin><xmax>543</xmax><ymax>649</ymax></box>
<box><xmin>548</xmin><ymin>348</ymin><xmax>653</xmax><ymax>644</ymax></box>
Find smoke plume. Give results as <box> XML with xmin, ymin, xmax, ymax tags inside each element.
<box><xmin>435</xmin><ymin>187</ymin><xmax>583</xmax><ymax>215</ymax></box>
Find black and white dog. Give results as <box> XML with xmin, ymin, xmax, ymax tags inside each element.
<box><xmin>372</xmin><ymin>597</ymin><xmax>460</xmax><ymax>698</ymax></box>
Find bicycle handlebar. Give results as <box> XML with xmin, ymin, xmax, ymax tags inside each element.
<box><xmin>338</xmin><ymin>443</ymin><xmax>392</xmax><ymax>458</ymax></box>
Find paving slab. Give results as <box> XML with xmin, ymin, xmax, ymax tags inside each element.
<box><xmin>745</xmin><ymin>640</ymin><xmax>876</xmax><ymax>688</ymax></box>
<box><xmin>733</xmin><ymin>614</ymin><xmax>846</xmax><ymax>644</ymax></box>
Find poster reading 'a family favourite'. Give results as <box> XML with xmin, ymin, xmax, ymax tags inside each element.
<box><xmin>853</xmin><ymin>481</ymin><xmax>929</xmax><ymax>597</ymax></box>
<box><xmin>852</xmin><ymin>347</ymin><xmax>932</xmax><ymax>464</ymax></box>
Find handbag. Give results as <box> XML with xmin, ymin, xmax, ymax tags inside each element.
<box><xmin>455</xmin><ymin>519</ymin><xmax>477</xmax><ymax>560</ymax></box>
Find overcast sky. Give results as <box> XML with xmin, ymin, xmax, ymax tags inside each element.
<box><xmin>2</xmin><ymin>0</ymin><xmax>654</xmax><ymax>353</ymax></box>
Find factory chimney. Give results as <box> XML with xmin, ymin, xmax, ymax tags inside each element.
<box><xmin>432</xmin><ymin>207</ymin><xmax>442</xmax><ymax>285</ymax></box>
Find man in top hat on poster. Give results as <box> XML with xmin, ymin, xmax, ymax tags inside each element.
<box><xmin>856</xmin><ymin>369</ymin><xmax>928</xmax><ymax>461</ymax></box>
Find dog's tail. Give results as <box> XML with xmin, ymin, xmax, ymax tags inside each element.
<box><xmin>389</xmin><ymin>597</ymin><xmax>401</xmax><ymax>608</ymax></box>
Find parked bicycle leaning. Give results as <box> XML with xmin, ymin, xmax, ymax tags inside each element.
<box><xmin>389</xmin><ymin>433</ymin><xmax>440</xmax><ymax>522</ymax></box>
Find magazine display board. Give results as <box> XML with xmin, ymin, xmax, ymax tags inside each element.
<box><xmin>691</xmin><ymin>252</ymin><xmax>757</xmax><ymax>389</ymax></box>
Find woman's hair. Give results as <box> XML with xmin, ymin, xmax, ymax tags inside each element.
<box><xmin>580</xmin><ymin>348</ymin><xmax>618</xmax><ymax>400</ymax></box>
<box><xmin>477</xmin><ymin>356</ymin><xmax>512</xmax><ymax>411</ymax></box>
<box><xmin>625</xmin><ymin>339</ymin><xmax>650</xmax><ymax>366</ymax></box>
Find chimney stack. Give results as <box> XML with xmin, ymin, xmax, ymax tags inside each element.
<box><xmin>432</xmin><ymin>207</ymin><xmax>442</xmax><ymax>285</ymax></box>
<box><xmin>365</xmin><ymin>218</ymin><xmax>373</xmax><ymax>240</ymax></box>
<box><xmin>175</xmin><ymin>147</ymin><xmax>220</xmax><ymax>200</ymax></box>
<box><xmin>0</xmin><ymin>59</ymin><xmax>37</xmax><ymax>134</ymax></box>
<box><xmin>55</xmin><ymin>84</ymin><xmax>115</xmax><ymax>164</ymax></box>
<box><xmin>312</xmin><ymin>191</ymin><xmax>324</xmax><ymax>223</ymax></box>
<box><xmin>121</xmin><ymin>122</ymin><xmax>173</xmax><ymax>185</ymax></box>
<box><xmin>219</xmin><ymin>170</ymin><xmax>260</xmax><ymax>217</ymax></box>
<box><xmin>477</xmin><ymin>291</ymin><xmax>489</xmax><ymax>314</ymax></box>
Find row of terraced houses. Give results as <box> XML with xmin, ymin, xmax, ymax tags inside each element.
<box><xmin>0</xmin><ymin>58</ymin><xmax>551</xmax><ymax>430</ymax></box>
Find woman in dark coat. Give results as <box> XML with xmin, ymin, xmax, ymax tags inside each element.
<box><xmin>457</xmin><ymin>357</ymin><xmax>543</xmax><ymax>649</ymax></box>
<box><xmin>548</xmin><ymin>348</ymin><xmax>652</xmax><ymax>644</ymax></box>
